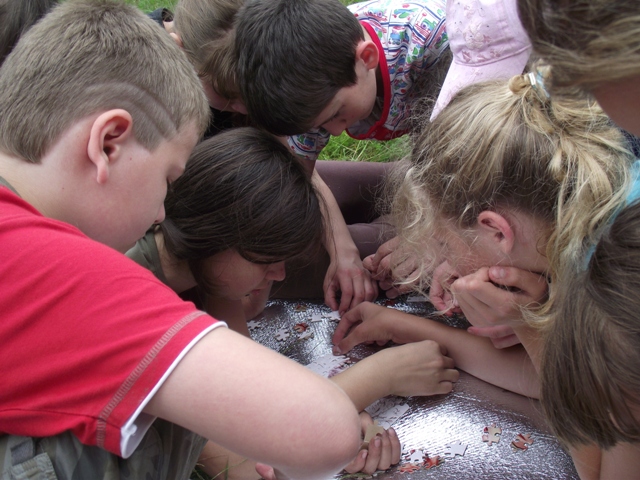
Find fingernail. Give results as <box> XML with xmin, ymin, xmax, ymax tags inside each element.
<box><xmin>374</xmin><ymin>437</ymin><xmax>381</xmax><ymax>448</ymax></box>
<box><xmin>491</xmin><ymin>266</ymin><xmax>505</xmax><ymax>279</ymax></box>
<box><xmin>332</xmin><ymin>345</ymin><xmax>342</xmax><ymax>355</ymax></box>
<box><xmin>389</xmin><ymin>427</ymin><xmax>396</xmax><ymax>437</ymax></box>
<box><xmin>361</xmin><ymin>449</ymin><xmax>368</xmax><ymax>460</ymax></box>
<box><xmin>453</xmin><ymin>299</ymin><xmax>459</xmax><ymax>307</ymax></box>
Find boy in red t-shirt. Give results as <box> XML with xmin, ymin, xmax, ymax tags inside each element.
<box><xmin>0</xmin><ymin>1</ymin><xmax>361</xmax><ymax>479</ymax></box>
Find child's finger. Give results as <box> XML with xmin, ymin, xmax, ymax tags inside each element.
<box><xmin>362</xmin><ymin>435</ymin><xmax>383</xmax><ymax>474</ymax></box>
<box><xmin>388</xmin><ymin>428</ymin><xmax>402</xmax><ymax>466</ymax></box>
<box><xmin>376</xmin><ymin>432</ymin><xmax>395</xmax><ymax>471</ymax></box>
<box><xmin>343</xmin><ymin>449</ymin><xmax>368</xmax><ymax>474</ymax></box>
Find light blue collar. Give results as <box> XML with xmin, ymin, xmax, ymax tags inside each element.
<box><xmin>584</xmin><ymin>159</ymin><xmax>640</xmax><ymax>267</ymax></box>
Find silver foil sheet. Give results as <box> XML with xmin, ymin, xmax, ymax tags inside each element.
<box><xmin>250</xmin><ymin>298</ymin><xmax>578</xmax><ymax>479</ymax></box>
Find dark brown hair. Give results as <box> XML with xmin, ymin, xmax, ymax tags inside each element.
<box><xmin>235</xmin><ymin>0</ymin><xmax>364</xmax><ymax>135</ymax></box>
<box><xmin>160</xmin><ymin>127</ymin><xmax>325</xmax><ymax>289</ymax></box>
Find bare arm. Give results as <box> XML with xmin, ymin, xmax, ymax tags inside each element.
<box><xmin>311</xmin><ymin>167</ymin><xmax>378</xmax><ymax>313</ymax></box>
<box><xmin>330</xmin><ymin>340</ymin><xmax>459</xmax><ymax>411</ymax></box>
<box><xmin>333</xmin><ymin>302</ymin><xmax>539</xmax><ymax>398</ymax></box>
<box><xmin>146</xmin><ymin>327</ymin><xmax>361</xmax><ymax>480</ymax></box>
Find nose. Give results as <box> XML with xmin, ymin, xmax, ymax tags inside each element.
<box><xmin>154</xmin><ymin>204</ymin><xmax>166</xmax><ymax>224</ymax></box>
<box><xmin>323</xmin><ymin>121</ymin><xmax>346</xmax><ymax>137</ymax></box>
<box><xmin>230</xmin><ymin>99</ymin><xmax>248</xmax><ymax>115</ymax></box>
<box><xmin>267</xmin><ymin>261</ymin><xmax>286</xmax><ymax>282</ymax></box>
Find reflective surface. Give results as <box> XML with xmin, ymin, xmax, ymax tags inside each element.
<box><xmin>251</xmin><ymin>298</ymin><xmax>578</xmax><ymax>479</ymax></box>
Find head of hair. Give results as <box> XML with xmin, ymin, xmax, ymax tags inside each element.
<box><xmin>391</xmin><ymin>71</ymin><xmax>632</xmax><ymax>309</ymax></box>
<box><xmin>173</xmin><ymin>0</ymin><xmax>243</xmax><ymax>101</ymax></box>
<box><xmin>159</xmin><ymin>127</ymin><xmax>325</xmax><ymax>291</ymax></box>
<box><xmin>542</xmin><ymin>201</ymin><xmax>640</xmax><ymax>448</ymax></box>
<box><xmin>0</xmin><ymin>0</ymin><xmax>210</xmax><ymax>164</ymax></box>
<box><xmin>235</xmin><ymin>0</ymin><xmax>364</xmax><ymax>136</ymax></box>
<box><xmin>0</xmin><ymin>0</ymin><xmax>58</xmax><ymax>66</ymax></box>
<box><xmin>517</xmin><ymin>0</ymin><xmax>640</xmax><ymax>90</ymax></box>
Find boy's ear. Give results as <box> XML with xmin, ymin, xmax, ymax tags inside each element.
<box><xmin>477</xmin><ymin>210</ymin><xmax>515</xmax><ymax>255</ymax></box>
<box><xmin>355</xmin><ymin>40</ymin><xmax>379</xmax><ymax>70</ymax></box>
<box><xmin>169</xmin><ymin>32</ymin><xmax>184</xmax><ymax>50</ymax></box>
<box><xmin>86</xmin><ymin>109</ymin><xmax>134</xmax><ymax>185</ymax></box>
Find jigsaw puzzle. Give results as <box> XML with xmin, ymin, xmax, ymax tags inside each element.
<box><xmin>444</xmin><ymin>441</ymin><xmax>467</xmax><ymax>457</ymax></box>
<box><xmin>482</xmin><ymin>424</ymin><xmax>502</xmax><ymax>446</ymax></box>
<box><xmin>274</xmin><ymin>328</ymin><xmax>290</xmax><ymax>341</ymax></box>
<box><xmin>247</xmin><ymin>320</ymin><xmax>262</xmax><ymax>331</ymax></box>
<box><xmin>364</xmin><ymin>397</ymin><xmax>410</xmax><ymax>429</ymax></box>
<box><xmin>424</xmin><ymin>455</ymin><xmax>444</xmax><ymax>469</ymax></box>
<box><xmin>293</xmin><ymin>322</ymin><xmax>308</xmax><ymax>333</ymax></box>
<box><xmin>512</xmin><ymin>433</ymin><xmax>534</xmax><ymax>451</ymax></box>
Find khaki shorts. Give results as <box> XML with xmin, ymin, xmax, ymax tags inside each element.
<box><xmin>0</xmin><ymin>419</ymin><xmax>206</xmax><ymax>480</ymax></box>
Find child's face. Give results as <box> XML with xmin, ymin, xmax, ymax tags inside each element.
<box><xmin>592</xmin><ymin>75</ymin><xmax>640</xmax><ymax>137</ymax></box>
<box><xmin>312</xmin><ymin>60</ymin><xmax>378</xmax><ymax>136</ymax></box>
<box><xmin>434</xmin><ymin>223</ymin><xmax>507</xmax><ymax>278</ymax></box>
<box><xmin>101</xmin><ymin>124</ymin><xmax>199</xmax><ymax>252</ymax></box>
<box><xmin>206</xmin><ymin>249</ymin><xmax>286</xmax><ymax>300</ymax></box>
<box><xmin>203</xmin><ymin>82</ymin><xmax>247</xmax><ymax>115</ymax></box>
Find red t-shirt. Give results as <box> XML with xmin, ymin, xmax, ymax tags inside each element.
<box><xmin>0</xmin><ymin>186</ymin><xmax>221</xmax><ymax>457</ymax></box>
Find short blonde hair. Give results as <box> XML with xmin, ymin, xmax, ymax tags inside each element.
<box><xmin>0</xmin><ymin>0</ymin><xmax>210</xmax><ymax>163</ymax></box>
<box><xmin>392</xmin><ymin>72</ymin><xmax>632</xmax><ymax>315</ymax></box>
<box><xmin>517</xmin><ymin>0</ymin><xmax>640</xmax><ymax>89</ymax></box>
<box><xmin>173</xmin><ymin>0</ymin><xmax>242</xmax><ymax>101</ymax></box>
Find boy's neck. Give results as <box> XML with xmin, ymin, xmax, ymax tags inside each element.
<box><xmin>154</xmin><ymin>229</ymin><xmax>198</xmax><ymax>293</ymax></box>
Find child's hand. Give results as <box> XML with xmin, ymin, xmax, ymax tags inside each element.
<box><xmin>429</xmin><ymin>261</ymin><xmax>463</xmax><ymax>316</ymax></box>
<box><xmin>450</xmin><ymin>266</ymin><xmax>548</xmax><ymax>329</ymax></box>
<box><xmin>324</xmin><ymin>247</ymin><xmax>378</xmax><ymax>314</ymax></box>
<box><xmin>363</xmin><ymin>236</ymin><xmax>421</xmax><ymax>299</ymax></box>
<box><xmin>343</xmin><ymin>412</ymin><xmax>401</xmax><ymax>475</ymax></box>
<box><xmin>377</xmin><ymin>341</ymin><xmax>459</xmax><ymax>397</ymax></box>
<box><xmin>332</xmin><ymin>302</ymin><xmax>398</xmax><ymax>354</ymax></box>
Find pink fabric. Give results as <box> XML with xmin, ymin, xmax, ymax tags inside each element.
<box><xmin>431</xmin><ymin>0</ymin><xmax>531</xmax><ymax>120</ymax></box>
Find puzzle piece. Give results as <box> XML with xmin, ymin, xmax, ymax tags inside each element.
<box><xmin>247</xmin><ymin>320</ymin><xmax>262</xmax><ymax>331</ymax></box>
<box><xmin>406</xmin><ymin>294</ymin><xmax>429</xmax><ymax>302</ymax></box>
<box><xmin>424</xmin><ymin>455</ymin><xmax>443</xmax><ymax>469</ymax></box>
<box><xmin>362</xmin><ymin>422</ymin><xmax>385</xmax><ymax>449</ymax></box>
<box><xmin>293</xmin><ymin>322</ymin><xmax>308</xmax><ymax>333</ymax></box>
<box><xmin>511</xmin><ymin>433</ymin><xmax>534</xmax><ymax>451</ymax></box>
<box><xmin>306</xmin><ymin>354</ymin><xmax>349</xmax><ymax>377</ymax></box>
<box><xmin>398</xmin><ymin>463</ymin><xmax>421</xmax><ymax>473</ymax></box>
<box><xmin>383</xmin><ymin>299</ymin><xmax>396</xmax><ymax>307</ymax></box>
<box><xmin>403</xmin><ymin>449</ymin><xmax>426</xmax><ymax>464</ymax></box>
<box><xmin>324</xmin><ymin>310</ymin><xmax>341</xmax><ymax>321</ymax></box>
<box><xmin>294</xmin><ymin>304</ymin><xmax>307</xmax><ymax>312</ymax></box>
<box><xmin>365</xmin><ymin>397</ymin><xmax>410</xmax><ymax>429</ymax></box>
<box><xmin>444</xmin><ymin>441</ymin><xmax>467</xmax><ymax>457</ymax></box>
<box><xmin>274</xmin><ymin>328</ymin><xmax>290</xmax><ymax>341</ymax></box>
<box><xmin>298</xmin><ymin>330</ymin><xmax>314</xmax><ymax>340</ymax></box>
<box><xmin>482</xmin><ymin>424</ymin><xmax>502</xmax><ymax>446</ymax></box>
<box><xmin>309</xmin><ymin>313</ymin><xmax>323</xmax><ymax>323</ymax></box>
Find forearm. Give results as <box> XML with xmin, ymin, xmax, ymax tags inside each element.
<box><xmin>331</xmin><ymin>356</ymin><xmax>391</xmax><ymax>411</ymax></box>
<box><xmin>387</xmin><ymin>310</ymin><xmax>539</xmax><ymax>398</ymax></box>
<box><xmin>513</xmin><ymin>323</ymin><xmax>543</xmax><ymax>373</ymax></box>
<box><xmin>312</xmin><ymin>168</ymin><xmax>358</xmax><ymax>260</ymax></box>
<box><xmin>570</xmin><ymin>444</ymin><xmax>602</xmax><ymax>480</ymax></box>
<box><xmin>146</xmin><ymin>328</ymin><xmax>361</xmax><ymax>480</ymax></box>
